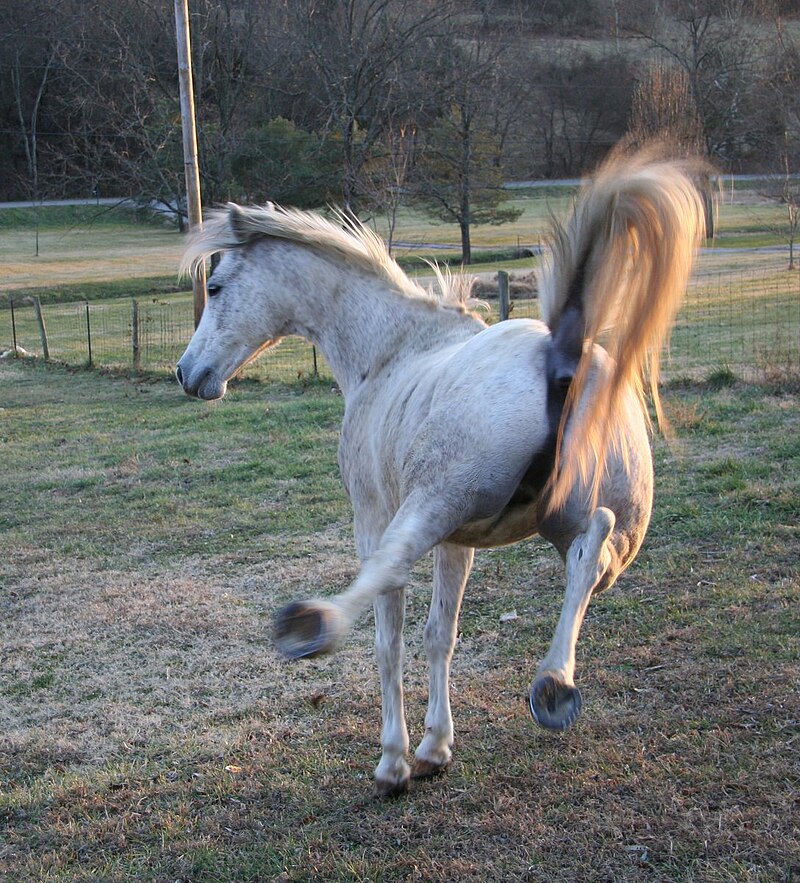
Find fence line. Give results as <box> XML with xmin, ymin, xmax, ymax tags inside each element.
<box><xmin>2</xmin><ymin>268</ymin><xmax>799</xmax><ymax>385</ymax></box>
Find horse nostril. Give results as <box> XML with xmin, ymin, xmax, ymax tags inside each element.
<box><xmin>175</xmin><ymin>365</ymin><xmax>184</xmax><ymax>385</ymax></box>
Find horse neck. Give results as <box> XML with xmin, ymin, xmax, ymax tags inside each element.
<box><xmin>272</xmin><ymin>252</ymin><xmax>452</xmax><ymax>397</ymax></box>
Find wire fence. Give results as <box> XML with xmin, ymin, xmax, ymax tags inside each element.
<box><xmin>2</xmin><ymin>267</ymin><xmax>799</xmax><ymax>385</ymax></box>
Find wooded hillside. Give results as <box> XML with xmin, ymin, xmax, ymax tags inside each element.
<box><xmin>3</xmin><ymin>1</ymin><xmax>799</xmax><ymax>216</ymax></box>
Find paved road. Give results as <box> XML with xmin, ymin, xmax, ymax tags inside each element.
<box><xmin>0</xmin><ymin>197</ymin><xmax>130</xmax><ymax>209</ymax></box>
<box><xmin>504</xmin><ymin>172</ymin><xmax>800</xmax><ymax>189</ymax></box>
<box><xmin>4</xmin><ymin>173</ymin><xmax>797</xmax><ymax>209</ymax></box>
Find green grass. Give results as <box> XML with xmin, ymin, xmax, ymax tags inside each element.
<box><xmin>4</xmin><ymin>277</ymin><xmax>191</xmax><ymax>306</ymax></box>
<box><xmin>665</xmin><ymin>268</ymin><xmax>800</xmax><ymax>382</ymax></box>
<box><xmin>0</xmin><ymin>203</ymin><xmax>173</xmax><ymax>232</ymax></box>
<box><xmin>0</xmin><ymin>204</ymin><xmax>184</xmax><ymax>295</ymax></box>
<box><xmin>0</xmin><ymin>366</ymin><xmax>346</xmax><ymax>566</ymax></box>
<box><xmin>711</xmin><ymin>197</ymin><xmax>794</xmax><ymax>248</ymax></box>
<box><xmin>1</xmin><ymin>359</ymin><xmax>798</xmax><ymax>882</ymax></box>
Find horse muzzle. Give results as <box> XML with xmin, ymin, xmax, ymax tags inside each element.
<box><xmin>175</xmin><ymin>360</ymin><xmax>227</xmax><ymax>400</ymax></box>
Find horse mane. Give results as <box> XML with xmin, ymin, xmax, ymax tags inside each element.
<box><xmin>181</xmin><ymin>202</ymin><xmax>473</xmax><ymax>311</ymax></box>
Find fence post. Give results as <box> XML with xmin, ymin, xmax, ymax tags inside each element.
<box><xmin>10</xmin><ymin>298</ymin><xmax>18</xmax><ymax>356</ymax></box>
<box><xmin>312</xmin><ymin>345</ymin><xmax>319</xmax><ymax>377</ymax></box>
<box><xmin>132</xmin><ymin>299</ymin><xmax>141</xmax><ymax>371</ymax></box>
<box><xmin>85</xmin><ymin>301</ymin><xmax>93</xmax><ymax>367</ymax></box>
<box><xmin>33</xmin><ymin>296</ymin><xmax>50</xmax><ymax>361</ymax></box>
<box><xmin>497</xmin><ymin>270</ymin><xmax>510</xmax><ymax>321</ymax></box>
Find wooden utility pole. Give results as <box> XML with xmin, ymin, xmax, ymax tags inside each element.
<box><xmin>174</xmin><ymin>0</ymin><xmax>206</xmax><ymax>328</ymax></box>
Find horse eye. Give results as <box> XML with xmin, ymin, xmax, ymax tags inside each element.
<box><xmin>207</xmin><ymin>282</ymin><xmax>222</xmax><ymax>297</ymax></box>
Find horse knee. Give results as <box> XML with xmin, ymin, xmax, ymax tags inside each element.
<box><xmin>568</xmin><ymin>507</ymin><xmax>616</xmax><ymax>587</ymax></box>
<box><xmin>423</xmin><ymin>615</ymin><xmax>456</xmax><ymax>663</ymax></box>
<box><xmin>588</xmin><ymin>506</ymin><xmax>615</xmax><ymax>548</ymax></box>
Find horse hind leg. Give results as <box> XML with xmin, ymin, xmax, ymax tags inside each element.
<box><xmin>530</xmin><ymin>506</ymin><xmax>617</xmax><ymax>730</ymax></box>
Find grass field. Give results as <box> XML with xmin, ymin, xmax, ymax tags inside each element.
<box><xmin>1</xmin><ymin>185</ymin><xmax>795</xmax><ymax>301</ymax></box>
<box><xmin>1</xmin><ymin>359</ymin><xmax>798</xmax><ymax>882</ymax></box>
<box><xmin>2</xmin><ymin>187</ymin><xmax>798</xmax><ymax>389</ymax></box>
<box><xmin>0</xmin><ymin>205</ymin><xmax>186</xmax><ymax>297</ymax></box>
<box><xmin>3</xmin><ymin>249</ymin><xmax>798</xmax><ymax>386</ymax></box>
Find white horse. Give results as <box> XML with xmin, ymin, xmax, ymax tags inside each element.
<box><xmin>176</xmin><ymin>146</ymin><xmax>704</xmax><ymax>797</ymax></box>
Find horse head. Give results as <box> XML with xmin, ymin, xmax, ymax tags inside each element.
<box><xmin>176</xmin><ymin>205</ymin><xmax>290</xmax><ymax>400</ymax></box>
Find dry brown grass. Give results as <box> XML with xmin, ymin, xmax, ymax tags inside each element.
<box><xmin>0</xmin><ymin>227</ymin><xmax>184</xmax><ymax>291</ymax></box>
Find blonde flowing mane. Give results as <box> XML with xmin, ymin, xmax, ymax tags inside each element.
<box><xmin>181</xmin><ymin>202</ymin><xmax>473</xmax><ymax>310</ymax></box>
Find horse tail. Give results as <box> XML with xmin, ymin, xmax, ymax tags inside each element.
<box><xmin>538</xmin><ymin>142</ymin><xmax>708</xmax><ymax>513</ymax></box>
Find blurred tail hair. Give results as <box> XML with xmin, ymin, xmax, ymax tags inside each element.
<box><xmin>539</xmin><ymin>142</ymin><xmax>708</xmax><ymax>513</ymax></box>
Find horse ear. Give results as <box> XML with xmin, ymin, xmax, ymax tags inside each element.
<box><xmin>227</xmin><ymin>203</ymin><xmax>250</xmax><ymax>244</ymax></box>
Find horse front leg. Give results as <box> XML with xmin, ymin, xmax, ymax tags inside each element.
<box><xmin>273</xmin><ymin>496</ymin><xmax>457</xmax><ymax>658</ymax></box>
<box><xmin>271</xmin><ymin>534</ymin><xmax>412</xmax><ymax>660</ymax></box>
<box><xmin>373</xmin><ymin>588</ymin><xmax>410</xmax><ymax>796</ymax></box>
<box><xmin>273</xmin><ymin>495</ymin><xmax>464</xmax><ymax>796</ymax></box>
<box><xmin>413</xmin><ymin>542</ymin><xmax>473</xmax><ymax>779</ymax></box>
<box><xmin>530</xmin><ymin>506</ymin><xmax>617</xmax><ymax>730</ymax></box>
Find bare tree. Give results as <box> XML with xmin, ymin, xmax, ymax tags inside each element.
<box><xmin>628</xmin><ymin>58</ymin><xmax>715</xmax><ymax>236</ymax></box>
<box><xmin>52</xmin><ymin>2</ymin><xmax>186</xmax><ymax>217</ymax></box>
<box><xmin>282</xmin><ymin>0</ymin><xmax>450</xmax><ymax>211</ymax></box>
<box><xmin>411</xmin><ymin>37</ymin><xmax>522</xmax><ymax>265</ymax></box>
<box><xmin>0</xmin><ymin>0</ymin><xmax>64</xmax><ymax>206</ymax></box>
<box><xmin>631</xmin><ymin>0</ymin><xmax>762</xmax><ymax>163</ymax></box>
<box><xmin>629</xmin><ymin>59</ymin><xmax>704</xmax><ymax>153</ymax></box>
<box><xmin>10</xmin><ymin>48</ymin><xmax>55</xmax><ymax>206</ymax></box>
<box><xmin>779</xmin><ymin>158</ymin><xmax>800</xmax><ymax>270</ymax></box>
<box><xmin>36</xmin><ymin>0</ymin><xmax>269</xmax><ymax>220</ymax></box>
<box><xmin>361</xmin><ymin>124</ymin><xmax>417</xmax><ymax>253</ymax></box>
<box><xmin>518</xmin><ymin>46</ymin><xmax>634</xmax><ymax>179</ymax></box>
<box><xmin>762</xmin><ymin>12</ymin><xmax>800</xmax><ymax>268</ymax></box>
<box><xmin>190</xmin><ymin>0</ymin><xmax>266</xmax><ymax>203</ymax></box>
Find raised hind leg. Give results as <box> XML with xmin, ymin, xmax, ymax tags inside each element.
<box><xmin>530</xmin><ymin>506</ymin><xmax>617</xmax><ymax>730</ymax></box>
<box><xmin>413</xmin><ymin>542</ymin><xmax>474</xmax><ymax>779</ymax></box>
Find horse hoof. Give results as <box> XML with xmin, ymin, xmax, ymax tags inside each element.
<box><xmin>411</xmin><ymin>757</ymin><xmax>450</xmax><ymax>780</ymax></box>
<box><xmin>273</xmin><ymin>601</ymin><xmax>339</xmax><ymax>658</ymax></box>
<box><xmin>373</xmin><ymin>776</ymin><xmax>410</xmax><ymax>799</ymax></box>
<box><xmin>529</xmin><ymin>674</ymin><xmax>583</xmax><ymax>731</ymax></box>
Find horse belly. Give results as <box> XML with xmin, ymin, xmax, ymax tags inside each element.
<box><xmin>448</xmin><ymin>502</ymin><xmax>540</xmax><ymax>548</ymax></box>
